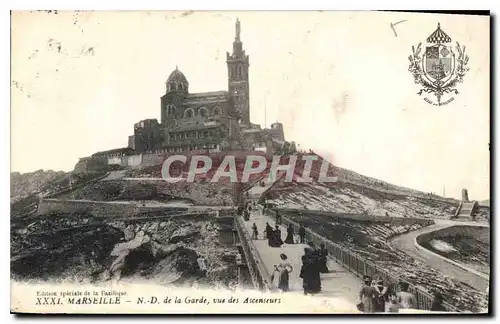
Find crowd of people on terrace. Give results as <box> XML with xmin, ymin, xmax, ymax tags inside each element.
<box><xmin>239</xmin><ymin>201</ymin><xmax>449</xmax><ymax>313</ymax></box>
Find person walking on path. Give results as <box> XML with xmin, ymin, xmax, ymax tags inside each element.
<box><xmin>298</xmin><ymin>224</ymin><xmax>306</xmax><ymax>244</ymax></box>
<box><xmin>252</xmin><ymin>223</ymin><xmax>258</xmax><ymax>240</ymax></box>
<box><xmin>373</xmin><ymin>277</ymin><xmax>389</xmax><ymax>312</ymax></box>
<box><xmin>270</xmin><ymin>225</ymin><xmax>284</xmax><ymax>247</ymax></box>
<box><xmin>265</xmin><ymin>222</ymin><xmax>272</xmax><ymax>239</ymax></box>
<box><xmin>318</xmin><ymin>243</ymin><xmax>329</xmax><ymax>273</ymax></box>
<box><xmin>358</xmin><ymin>275</ymin><xmax>377</xmax><ymax>313</ymax></box>
<box><xmin>275</xmin><ymin>210</ymin><xmax>282</xmax><ymax>225</ymax></box>
<box><xmin>299</xmin><ymin>247</ymin><xmax>321</xmax><ymax>295</ymax></box>
<box><xmin>299</xmin><ymin>249</ymin><xmax>313</xmax><ymax>295</ymax></box>
<box><xmin>396</xmin><ymin>281</ymin><xmax>415</xmax><ymax>310</ymax></box>
<box><xmin>284</xmin><ymin>224</ymin><xmax>295</xmax><ymax>244</ymax></box>
<box><xmin>272</xmin><ymin>253</ymin><xmax>293</xmax><ymax>292</ymax></box>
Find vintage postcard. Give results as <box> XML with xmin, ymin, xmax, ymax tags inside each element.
<box><xmin>10</xmin><ymin>10</ymin><xmax>490</xmax><ymax>314</ymax></box>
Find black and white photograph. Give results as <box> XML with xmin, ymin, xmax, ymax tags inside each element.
<box><xmin>9</xmin><ymin>10</ymin><xmax>491</xmax><ymax>314</ymax></box>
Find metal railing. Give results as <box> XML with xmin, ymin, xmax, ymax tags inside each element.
<box><xmin>265</xmin><ymin>209</ymin><xmax>459</xmax><ymax>312</ymax></box>
<box><xmin>233</xmin><ymin>215</ymin><xmax>276</xmax><ymax>293</ymax></box>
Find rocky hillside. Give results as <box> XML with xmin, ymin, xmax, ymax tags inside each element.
<box><xmin>60</xmin><ymin>179</ymin><xmax>234</xmax><ymax>206</ymax></box>
<box><xmin>265</xmin><ymin>180</ymin><xmax>460</xmax><ymax>220</ymax></box>
<box><xmin>10</xmin><ymin>171</ymin><xmax>108</xmax><ymax>219</ymax></box>
<box><xmin>263</xmin><ymin>152</ymin><xmax>489</xmax><ymax>222</ymax></box>
<box><xmin>11</xmin><ymin>211</ymin><xmax>238</xmax><ymax>289</ymax></box>
<box><xmin>478</xmin><ymin>199</ymin><xmax>490</xmax><ymax>207</ymax></box>
<box><xmin>11</xmin><ymin>170</ymin><xmax>66</xmax><ymax>200</ymax></box>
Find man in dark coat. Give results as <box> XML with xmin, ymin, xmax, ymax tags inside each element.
<box><xmin>298</xmin><ymin>224</ymin><xmax>306</xmax><ymax>244</ymax></box>
<box><xmin>300</xmin><ymin>249</ymin><xmax>313</xmax><ymax>295</ymax></box>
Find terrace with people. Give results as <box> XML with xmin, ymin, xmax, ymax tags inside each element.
<box><xmin>277</xmin><ymin>210</ymin><xmax>488</xmax><ymax>312</ymax></box>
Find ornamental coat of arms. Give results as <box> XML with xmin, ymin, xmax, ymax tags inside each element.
<box><xmin>408</xmin><ymin>23</ymin><xmax>470</xmax><ymax>106</ymax></box>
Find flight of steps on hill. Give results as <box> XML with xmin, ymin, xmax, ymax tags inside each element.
<box><xmin>454</xmin><ymin>201</ymin><xmax>478</xmax><ymax>220</ymax></box>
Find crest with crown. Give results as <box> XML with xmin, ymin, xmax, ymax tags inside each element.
<box><xmin>408</xmin><ymin>23</ymin><xmax>470</xmax><ymax>105</ymax></box>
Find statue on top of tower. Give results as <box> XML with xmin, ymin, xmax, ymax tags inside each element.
<box><xmin>235</xmin><ymin>18</ymin><xmax>241</xmax><ymax>41</ymax></box>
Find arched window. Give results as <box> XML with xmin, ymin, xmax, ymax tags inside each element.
<box><xmin>198</xmin><ymin>107</ymin><xmax>208</xmax><ymax>118</ymax></box>
<box><xmin>184</xmin><ymin>108</ymin><xmax>194</xmax><ymax>118</ymax></box>
<box><xmin>238</xmin><ymin>66</ymin><xmax>243</xmax><ymax>77</ymax></box>
<box><xmin>179</xmin><ymin>83</ymin><xmax>183</xmax><ymax>90</ymax></box>
<box><xmin>213</xmin><ymin>106</ymin><xmax>222</xmax><ymax>116</ymax></box>
<box><xmin>167</xmin><ymin>104</ymin><xmax>175</xmax><ymax>115</ymax></box>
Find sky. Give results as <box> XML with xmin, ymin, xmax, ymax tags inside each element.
<box><xmin>10</xmin><ymin>11</ymin><xmax>490</xmax><ymax>200</ymax></box>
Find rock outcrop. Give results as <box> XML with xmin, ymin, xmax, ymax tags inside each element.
<box><xmin>11</xmin><ymin>212</ymin><xmax>238</xmax><ymax>289</ymax></box>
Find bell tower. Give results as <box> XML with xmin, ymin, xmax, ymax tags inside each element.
<box><xmin>227</xmin><ymin>18</ymin><xmax>250</xmax><ymax>125</ymax></box>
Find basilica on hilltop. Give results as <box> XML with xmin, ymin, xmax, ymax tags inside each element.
<box><xmin>75</xmin><ymin>19</ymin><xmax>291</xmax><ymax>172</ymax></box>
<box><xmin>113</xmin><ymin>20</ymin><xmax>283</xmax><ymax>151</ymax></box>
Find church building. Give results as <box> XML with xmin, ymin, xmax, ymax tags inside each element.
<box><xmin>126</xmin><ymin>18</ymin><xmax>284</xmax><ymax>155</ymax></box>
<box><xmin>79</xmin><ymin>19</ymin><xmax>290</xmax><ymax>171</ymax></box>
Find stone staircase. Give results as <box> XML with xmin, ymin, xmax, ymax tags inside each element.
<box><xmin>453</xmin><ymin>201</ymin><xmax>478</xmax><ymax>221</ymax></box>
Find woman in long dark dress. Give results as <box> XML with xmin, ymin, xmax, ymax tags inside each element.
<box><xmin>270</xmin><ymin>225</ymin><xmax>284</xmax><ymax>247</ymax></box>
<box><xmin>299</xmin><ymin>248</ymin><xmax>321</xmax><ymax>295</ymax></box>
<box><xmin>267</xmin><ymin>226</ymin><xmax>274</xmax><ymax>246</ymax></box>
<box><xmin>265</xmin><ymin>222</ymin><xmax>272</xmax><ymax>240</ymax></box>
<box><xmin>284</xmin><ymin>224</ymin><xmax>295</xmax><ymax>244</ymax></box>
<box><xmin>309</xmin><ymin>249</ymin><xmax>322</xmax><ymax>293</ymax></box>
<box><xmin>318</xmin><ymin>243</ymin><xmax>329</xmax><ymax>273</ymax></box>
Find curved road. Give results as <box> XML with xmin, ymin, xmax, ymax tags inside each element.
<box><xmin>390</xmin><ymin>220</ymin><xmax>489</xmax><ymax>292</ymax></box>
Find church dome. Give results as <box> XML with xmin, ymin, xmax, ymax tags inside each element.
<box><xmin>166</xmin><ymin>66</ymin><xmax>189</xmax><ymax>93</ymax></box>
<box><xmin>167</xmin><ymin>66</ymin><xmax>188</xmax><ymax>84</ymax></box>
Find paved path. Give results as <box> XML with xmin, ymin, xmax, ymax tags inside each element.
<box><xmin>101</xmin><ymin>170</ymin><xmax>128</xmax><ymax>181</ymax></box>
<box><xmin>242</xmin><ymin>210</ymin><xmax>361</xmax><ymax>306</ymax></box>
<box><xmin>391</xmin><ymin>221</ymin><xmax>490</xmax><ymax>292</ymax></box>
<box><xmin>246</xmin><ymin>173</ymin><xmax>281</xmax><ymax>198</ymax></box>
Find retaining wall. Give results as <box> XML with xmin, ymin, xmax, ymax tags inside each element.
<box><xmin>38</xmin><ymin>199</ymin><xmax>139</xmax><ymax>218</ymax></box>
<box><xmin>37</xmin><ymin>198</ymin><xmax>236</xmax><ymax>219</ymax></box>
<box><xmin>277</xmin><ymin>208</ymin><xmax>434</xmax><ymax>225</ymax></box>
<box><xmin>46</xmin><ymin>172</ymin><xmax>110</xmax><ymax>199</ymax></box>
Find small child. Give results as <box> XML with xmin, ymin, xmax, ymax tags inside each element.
<box><xmin>385</xmin><ymin>293</ymin><xmax>400</xmax><ymax>313</ymax></box>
